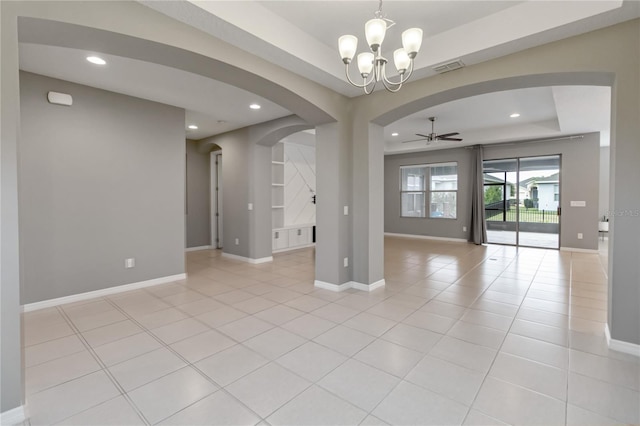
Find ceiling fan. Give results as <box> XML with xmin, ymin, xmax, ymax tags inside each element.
<box><xmin>403</xmin><ymin>116</ymin><xmax>463</xmax><ymax>144</ymax></box>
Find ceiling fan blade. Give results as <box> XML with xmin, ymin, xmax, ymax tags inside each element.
<box><xmin>402</xmin><ymin>137</ymin><xmax>428</xmax><ymax>143</ymax></box>
<box><xmin>438</xmin><ymin>137</ymin><xmax>463</xmax><ymax>141</ymax></box>
<box><xmin>415</xmin><ymin>133</ymin><xmax>431</xmax><ymax>138</ymax></box>
<box><xmin>436</xmin><ymin>132</ymin><xmax>460</xmax><ymax>138</ymax></box>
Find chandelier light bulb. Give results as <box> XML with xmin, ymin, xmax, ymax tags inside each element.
<box><xmin>402</xmin><ymin>28</ymin><xmax>423</xmax><ymax>58</ymax></box>
<box><xmin>338</xmin><ymin>35</ymin><xmax>358</xmax><ymax>63</ymax></box>
<box><xmin>337</xmin><ymin>1</ymin><xmax>423</xmax><ymax>94</ymax></box>
<box><xmin>393</xmin><ymin>49</ymin><xmax>411</xmax><ymax>73</ymax></box>
<box><xmin>365</xmin><ymin>18</ymin><xmax>387</xmax><ymax>52</ymax></box>
<box><xmin>357</xmin><ymin>52</ymin><xmax>375</xmax><ymax>77</ymax></box>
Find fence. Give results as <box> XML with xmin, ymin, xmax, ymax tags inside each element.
<box><xmin>486</xmin><ymin>207</ymin><xmax>559</xmax><ymax>223</ymax></box>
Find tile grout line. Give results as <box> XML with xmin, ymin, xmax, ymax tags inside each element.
<box><xmin>23</xmin><ymin>245</ymin><xmax>621</xmax><ymax>425</ymax></box>
<box><xmin>102</xmin><ymin>296</ymin><xmax>270</xmax><ymax>424</ymax></box>
<box><xmin>54</xmin><ymin>305</ymin><xmax>151</xmax><ymax>426</ymax></box>
<box><xmin>458</xmin><ymin>248</ymin><xmax>555</xmax><ymax>424</ymax></box>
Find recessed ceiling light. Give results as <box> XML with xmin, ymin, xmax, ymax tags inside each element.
<box><xmin>391</xmin><ymin>132</ymin><xmax>399</xmax><ymax>137</ymax></box>
<box><xmin>510</xmin><ymin>113</ymin><xmax>521</xmax><ymax>118</ymax></box>
<box><xmin>86</xmin><ymin>56</ymin><xmax>106</xmax><ymax>65</ymax></box>
<box><xmin>249</xmin><ymin>103</ymin><xmax>261</xmax><ymax>110</ymax></box>
<box><xmin>187</xmin><ymin>125</ymin><xmax>198</xmax><ymax>130</ymax></box>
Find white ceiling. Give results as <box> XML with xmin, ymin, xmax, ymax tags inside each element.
<box><xmin>18</xmin><ymin>43</ymin><xmax>292</xmax><ymax>140</ymax></box>
<box><xmin>384</xmin><ymin>85</ymin><xmax>611</xmax><ymax>154</ymax></box>
<box><xmin>17</xmin><ymin>1</ymin><xmax>638</xmax><ymax>150</ymax></box>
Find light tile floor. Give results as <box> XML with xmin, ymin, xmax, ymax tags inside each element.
<box><xmin>21</xmin><ymin>236</ymin><xmax>639</xmax><ymax>425</ymax></box>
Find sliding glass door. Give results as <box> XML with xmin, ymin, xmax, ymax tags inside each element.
<box><xmin>483</xmin><ymin>155</ymin><xmax>561</xmax><ymax>249</ymax></box>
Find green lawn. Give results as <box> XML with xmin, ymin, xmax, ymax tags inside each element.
<box><xmin>486</xmin><ymin>207</ymin><xmax>559</xmax><ymax>223</ymax></box>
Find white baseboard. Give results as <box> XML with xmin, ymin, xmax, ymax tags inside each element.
<box><xmin>221</xmin><ymin>252</ymin><xmax>273</xmax><ymax>264</ymax></box>
<box><xmin>560</xmin><ymin>247</ymin><xmax>599</xmax><ymax>253</ymax></box>
<box><xmin>1</xmin><ymin>405</ymin><xmax>26</xmax><ymax>425</ymax></box>
<box><xmin>605</xmin><ymin>324</ymin><xmax>640</xmax><ymax>357</ymax></box>
<box><xmin>384</xmin><ymin>232</ymin><xmax>467</xmax><ymax>243</ymax></box>
<box><xmin>22</xmin><ymin>273</ymin><xmax>187</xmax><ymax>312</ymax></box>
<box><xmin>272</xmin><ymin>243</ymin><xmax>316</xmax><ymax>254</ymax></box>
<box><xmin>351</xmin><ymin>279</ymin><xmax>386</xmax><ymax>292</ymax></box>
<box><xmin>314</xmin><ymin>280</ymin><xmax>352</xmax><ymax>292</ymax></box>
<box><xmin>185</xmin><ymin>245</ymin><xmax>213</xmax><ymax>252</ymax></box>
<box><xmin>315</xmin><ymin>279</ymin><xmax>386</xmax><ymax>292</ymax></box>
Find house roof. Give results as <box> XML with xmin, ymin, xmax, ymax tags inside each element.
<box><xmin>534</xmin><ymin>173</ymin><xmax>561</xmax><ymax>184</ymax></box>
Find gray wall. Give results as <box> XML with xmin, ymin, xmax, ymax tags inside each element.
<box><xmin>19</xmin><ymin>72</ymin><xmax>186</xmax><ymax>304</ymax></box>
<box><xmin>203</xmin><ymin>119</ymin><xmax>316</xmax><ymax>262</ymax></box>
<box><xmin>385</xmin><ymin>147</ymin><xmax>472</xmax><ymax>240</ymax></box>
<box><xmin>384</xmin><ymin>133</ymin><xmax>601</xmax><ymax>250</ymax></box>
<box><xmin>208</xmin><ymin>128</ymin><xmax>253</xmax><ymax>258</ymax></box>
<box><xmin>186</xmin><ymin>139</ymin><xmax>211</xmax><ymax>248</ymax></box>
<box><xmin>484</xmin><ymin>133</ymin><xmax>600</xmax><ymax>250</ymax></box>
<box><xmin>1</xmin><ymin>2</ymin><xmax>24</xmax><ymax>413</ymax></box>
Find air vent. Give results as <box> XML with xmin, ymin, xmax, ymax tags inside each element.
<box><xmin>432</xmin><ymin>59</ymin><xmax>465</xmax><ymax>74</ymax></box>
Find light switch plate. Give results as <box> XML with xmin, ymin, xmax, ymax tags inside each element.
<box><xmin>570</xmin><ymin>201</ymin><xmax>586</xmax><ymax>207</ymax></box>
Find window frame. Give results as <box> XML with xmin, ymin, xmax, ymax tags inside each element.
<box><xmin>399</xmin><ymin>162</ymin><xmax>458</xmax><ymax>219</ymax></box>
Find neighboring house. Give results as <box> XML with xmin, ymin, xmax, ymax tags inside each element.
<box><xmin>532</xmin><ymin>173</ymin><xmax>560</xmax><ymax>211</ymax></box>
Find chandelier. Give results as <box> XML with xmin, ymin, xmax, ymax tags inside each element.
<box><xmin>338</xmin><ymin>0</ymin><xmax>423</xmax><ymax>94</ymax></box>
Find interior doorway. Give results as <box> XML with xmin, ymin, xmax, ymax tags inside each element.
<box><xmin>210</xmin><ymin>151</ymin><xmax>223</xmax><ymax>249</ymax></box>
<box><xmin>484</xmin><ymin>155</ymin><xmax>561</xmax><ymax>249</ymax></box>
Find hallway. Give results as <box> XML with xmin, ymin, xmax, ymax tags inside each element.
<box><xmin>21</xmin><ymin>236</ymin><xmax>638</xmax><ymax>425</ymax></box>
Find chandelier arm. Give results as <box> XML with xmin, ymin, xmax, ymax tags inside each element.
<box><xmin>380</xmin><ymin>58</ymin><xmax>419</xmax><ymax>92</ymax></box>
<box><xmin>344</xmin><ymin>64</ymin><xmax>376</xmax><ymax>89</ymax></box>
<box><xmin>379</xmin><ymin>63</ymin><xmax>404</xmax><ymax>92</ymax></box>
<box><xmin>363</xmin><ymin>81</ymin><xmax>376</xmax><ymax>95</ymax></box>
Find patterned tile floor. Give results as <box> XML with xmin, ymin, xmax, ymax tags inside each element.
<box><xmin>20</xmin><ymin>236</ymin><xmax>638</xmax><ymax>425</ymax></box>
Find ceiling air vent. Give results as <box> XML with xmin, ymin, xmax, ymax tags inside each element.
<box><xmin>432</xmin><ymin>59</ymin><xmax>465</xmax><ymax>74</ymax></box>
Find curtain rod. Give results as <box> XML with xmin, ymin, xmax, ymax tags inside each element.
<box><xmin>465</xmin><ymin>134</ymin><xmax>584</xmax><ymax>149</ymax></box>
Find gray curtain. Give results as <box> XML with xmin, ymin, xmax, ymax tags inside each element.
<box><xmin>470</xmin><ymin>145</ymin><xmax>487</xmax><ymax>244</ymax></box>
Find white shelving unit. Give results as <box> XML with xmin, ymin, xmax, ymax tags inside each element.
<box><xmin>272</xmin><ymin>143</ymin><xmax>285</xmax><ymax>230</ymax></box>
<box><xmin>271</xmin><ymin>142</ymin><xmax>314</xmax><ymax>252</ymax></box>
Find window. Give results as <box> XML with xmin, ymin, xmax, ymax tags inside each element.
<box><xmin>400</xmin><ymin>162</ymin><xmax>457</xmax><ymax>218</ymax></box>
<box><xmin>400</xmin><ymin>166</ymin><xmax>426</xmax><ymax>217</ymax></box>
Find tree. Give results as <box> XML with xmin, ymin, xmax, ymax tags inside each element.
<box><xmin>524</xmin><ymin>199</ymin><xmax>534</xmax><ymax>209</ymax></box>
<box><xmin>484</xmin><ymin>186</ymin><xmax>503</xmax><ymax>205</ymax></box>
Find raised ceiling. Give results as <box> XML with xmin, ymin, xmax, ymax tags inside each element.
<box><xmin>17</xmin><ymin>1</ymin><xmax>639</xmax><ymax>149</ymax></box>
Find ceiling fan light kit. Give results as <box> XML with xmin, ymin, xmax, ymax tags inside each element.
<box><xmin>338</xmin><ymin>0</ymin><xmax>423</xmax><ymax>94</ymax></box>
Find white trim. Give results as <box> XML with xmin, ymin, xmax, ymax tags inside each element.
<box><xmin>184</xmin><ymin>246</ymin><xmax>213</xmax><ymax>252</ymax></box>
<box><xmin>314</xmin><ymin>280</ymin><xmax>352</xmax><ymax>292</ymax></box>
<box><xmin>351</xmin><ymin>279</ymin><xmax>386</xmax><ymax>292</ymax></box>
<box><xmin>560</xmin><ymin>247</ymin><xmax>599</xmax><ymax>253</ymax></box>
<box><xmin>384</xmin><ymin>232</ymin><xmax>467</xmax><ymax>243</ymax></box>
<box><xmin>0</xmin><ymin>405</ymin><xmax>26</xmax><ymax>425</ymax></box>
<box><xmin>22</xmin><ymin>273</ymin><xmax>187</xmax><ymax>312</ymax></box>
<box><xmin>185</xmin><ymin>245</ymin><xmax>213</xmax><ymax>252</ymax></box>
<box><xmin>221</xmin><ymin>252</ymin><xmax>273</xmax><ymax>264</ymax></box>
<box><xmin>314</xmin><ymin>279</ymin><xmax>386</xmax><ymax>292</ymax></box>
<box><xmin>272</xmin><ymin>243</ymin><xmax>315</xmax><ymax>254</ymax></box>
<box><xmin>606</xmin><ymin>324</ymin><xmax>640</xmax><ymax>357</ymax></box>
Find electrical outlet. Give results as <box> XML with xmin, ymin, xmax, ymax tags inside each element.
<box><xmin>125</xmin><ymin>258</ymin><xmax>135</xmax><ymax>268</ymax></box>
<box><xmin>463</xmin><ymin>226</ymin><xmax>467</xmax><ymax>232</ymax></box>
<box><xmin>577</xmin><ymin>233</ymin><xmax>583</xmax><ymax>240</ymax></box>
<box><xmin>343</xmin><ymin>257</ymin><xmax>348</xmax><ymax>267</ymax></box>
<box><xmin>344</xmin><ymin>206</ymin><xmax>349</xmax><ymax>215</ymax></box>
<box><xmin>248</xmin><ymin>203</ymin><xmax>253</xmax><ymax>210</ymax></box>
<box><xmin>235</xmin><ymin>238</ymin><xmax>239</xmax><ymax>245</ymax></box>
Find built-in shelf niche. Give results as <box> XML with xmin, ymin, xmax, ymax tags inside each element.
<box><xmin>271</xmin><ymin>142</ymin><xmax>285</xmax><ymax>229</ymax></box>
